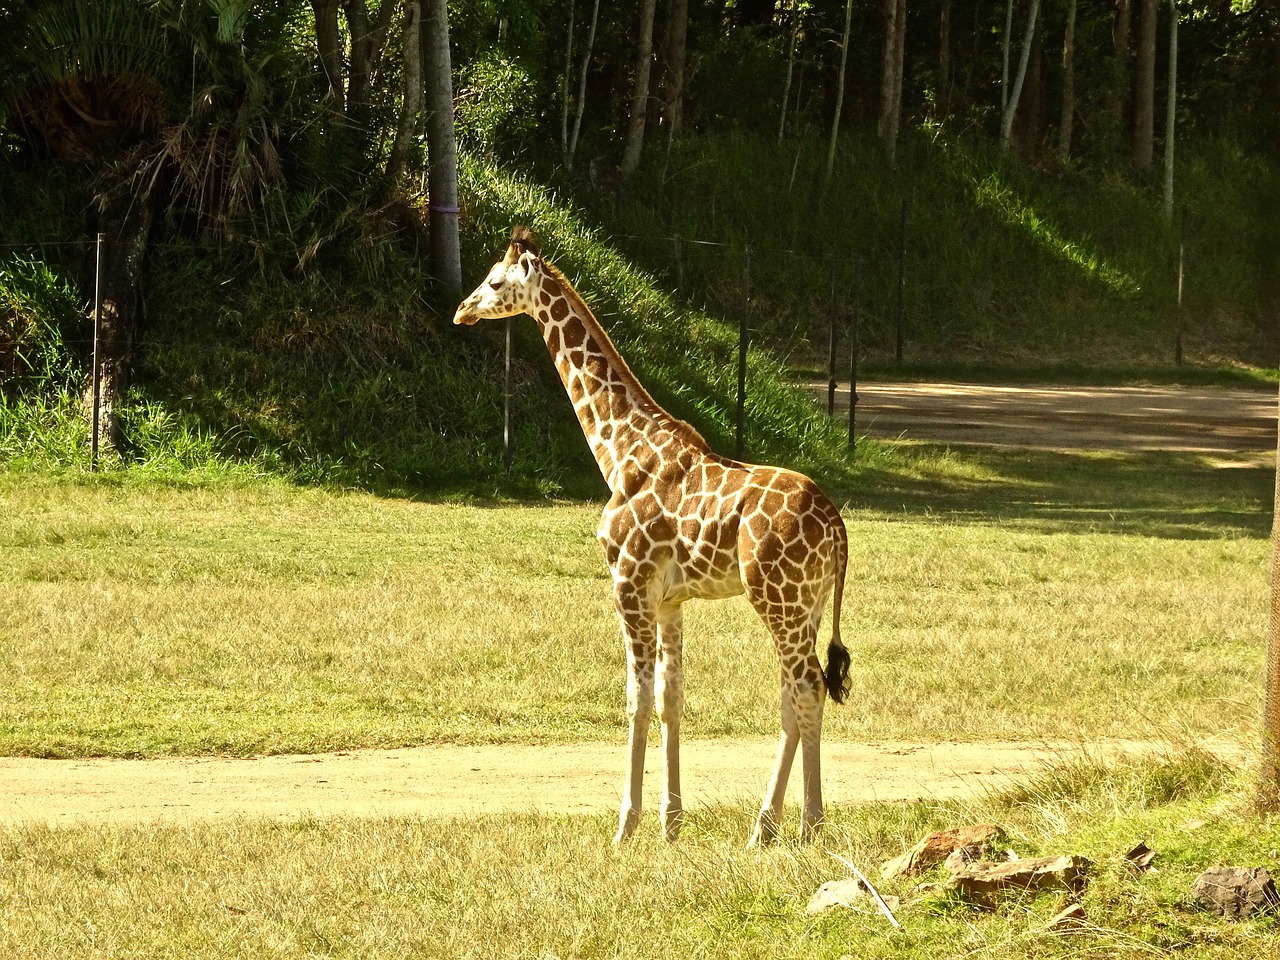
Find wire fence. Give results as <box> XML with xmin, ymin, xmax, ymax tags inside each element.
<box><xmin>5</xmin><ymin>201</ymin><xmax>1196</xmax><ymax>472</ymax></box>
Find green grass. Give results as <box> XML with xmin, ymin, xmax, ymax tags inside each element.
<box><xmin>0</xmin><ymin>439</ymin><xmax>1269</xmax><ymax>758</ymax></box>
<box><xmin>1</xmin><ymin>750</ymin><xmax>1276</xmax><ymax>959</ymax></box>
<box><xmin>599</xmin><ymin>132</ymin><xmax>1275</xmax><ymax>373</ymax></box>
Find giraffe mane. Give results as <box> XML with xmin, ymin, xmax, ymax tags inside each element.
<box><xmin>510</xmin><ymin>225</ymin><xmax>539</xmax><ymax>257</ymax></box>
<box><xmin>532</xmin><ymin>242</ymin><xmax>711</xmax><ymax>454</ymax></box>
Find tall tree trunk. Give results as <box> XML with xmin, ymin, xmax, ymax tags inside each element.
<box><xmin>560</xmin><ymin>0</ymin><xmax>575</xmax><ymax>160</ymax></box>
<box><xmin>344</xmin><ymin>0</ymin><xmax>372</xmax><ymax>120</ymax></box>
<box><xmin>1059</xmin><ymin>0</ymin><xmax>1078</xmax><ymax>163</ymax></box>
<box><xmin>1270</xmin><ymin>12</ymin><xmax>1280</xmax><ymax>153</ymax></box>
<box><xmin>779</xmin><ymin>0</ymin><xmax>801</xmax><ymax>143</ymax></box>
<box><xmin>1000</xmin><ymin>0</ymin><xmax>1040</xmax><ymax>151</ymax></box>
<box><xmin>565</xmin><ymin>0</ymin><xmax>600</xmax><ymax>171</ymax></box>
<box><xmin>1162</xmin><ymin>0</ymin><xmax>1179</xmax><ymax>219</ymax></box>
<box><xmin>827</xmin><ymin>0</ymin><xmax>855</xmax><ymax>187</ymax></box>
<box><xmin>879</xmin><ymin>0</ymin><xmax>907</xmax><ymax>163</ymax></box>
<box><xmin>939</xmin><ymin>0</ymin><xmax>952</xmax><ymax>119</ymax></box>
<box><xmin>423</xmin><ymin>0</ymin><xmax>462</xmax><ymax>292</ymax></box>
<box><xmin>1109</xmin><ymin>0</ymin><xmax>1132</xmax><ymax>132</ymax></box>
<box><xmin>311</xmin><ymin>0</ymin><xmax>346</xmax><ymax>114</ymax></box>
<box><xmin>1021</xmin><ymin>21</ymin><xmax>1045</xmax><ymax>145</ymax></box>
<box><xmin>893</xmin><ymin>0</ymin><xmax>907</xmax><ymax>145</ymax></box>
<box><xmin>84</xmin><ymin>182</ymin><xmax>155</xmax><ymax>454</ymax></box>
<box><xmin>1133</xmin><ymin>0</ymin><xmax>1158</xmax><ymax>169</ymax></box>
<box><xmin>662</xmin><ymin>0</ymin><xmax>688</xmax><ymax>154</ymax></box>
<box><xmin>619</xmin><ymin>0</ymin><xmax>659</xmax><ymax>182</ymax></box>
<box><xmin>344</xmin><ymin>0</ymin><xmax>398</xmax><ymax>122</ymax></box>
<box><xmin>1001</xmin><ymin>0</ymin><xmax>1014</xmax><ymax>116</ymax></box>
<box><xmin>387</xmin><ymin>0</ymin><xmax>423</xmax><ymax>180</ymax></box>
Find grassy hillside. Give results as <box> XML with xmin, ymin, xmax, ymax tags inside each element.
<box><xmin>2</xmin><ymin>131</ymin><xmax>1276</xmax><ymax>492</ymax></box>
<box><xmin>589</xmin><ymin>131</ymin><xmax>1277</xmax><ymax>377</ymax></box>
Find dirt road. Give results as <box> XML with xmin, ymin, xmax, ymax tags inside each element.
<box><xmin>7</xmin><ymin>382</ymin><xmax>1258</xmax><ymax>829</ymax></box>
<box><xmin>824</xmin><ymin>382</ymin><xmax>1276</xmax><ymax>452</ymax></box>
<box><xmin>0</xmin><ymin>739</ymin><xmax>1137</xmax><ymax>827</ymax></box>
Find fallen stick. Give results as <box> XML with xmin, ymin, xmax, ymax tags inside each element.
<box><xmin>830</xmin><ymin>853</ymin><xmax>903</xmax><ymax>931</ymax></box>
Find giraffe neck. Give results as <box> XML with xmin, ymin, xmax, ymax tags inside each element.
<box><xmin>529</xmin><ymin>265</ymin><xmax>705</xmax><ymax>493</ymax></box>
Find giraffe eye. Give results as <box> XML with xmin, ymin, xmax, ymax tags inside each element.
<box><xmin>488</xmin><ymin>278</ymin><xmax>502</xmax><ymax>290</ymax></box>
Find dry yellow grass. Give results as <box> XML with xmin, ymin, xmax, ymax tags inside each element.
<box><xmin>0</xmin><ymin>469</ymin><xmax>1265</xmax><ymax>757</ymax></box>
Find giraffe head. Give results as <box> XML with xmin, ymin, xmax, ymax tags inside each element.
<box><xmin>453</xmin><ymin>227</ymin><xmax>544</xmax><ymax>326</ymax></box>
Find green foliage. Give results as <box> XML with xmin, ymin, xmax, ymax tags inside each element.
<box><xmin>0</xmin><ymin>254</ymin><xmax>81</xmax><ymax>395</ymax></box>
<box><xmin>454</xmin><ymin>53</ymin><xmax>540</xmax><ymax>157</ymax></box>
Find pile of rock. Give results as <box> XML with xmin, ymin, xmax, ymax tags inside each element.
<box><xmin>808</xmin><ymin>822</ymin><xmax>1279</xmax><ymax>931</ymax></box>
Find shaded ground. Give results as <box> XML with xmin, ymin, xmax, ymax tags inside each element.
<box><xmin>0</xmin><ymin>739</ymin><xmax>1157</xmax><ymax>826</ymax></box>
<box><xmin>826</xmin><ymin>382</ymin><xmax>1276</xmax><ymax>452</ymax></box>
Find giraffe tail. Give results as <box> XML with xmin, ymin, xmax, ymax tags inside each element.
<box><xmin>824</xmin><ymin>637</ymin><xmax>851</xmax><ymax>705</ymax></box>
<box><xmin>823</xmin><ymin>526</ymin><xmax>851</xmax><ymax>705</ymax></box>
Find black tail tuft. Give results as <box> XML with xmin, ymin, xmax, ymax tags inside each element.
<box><xmin>824</xmin><ymin>639</ymin><xmax>852</xmax><ymax>705</ymax></box>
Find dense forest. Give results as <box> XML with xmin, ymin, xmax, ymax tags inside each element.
<box><xmin>1</xmin><ymin>1</ymin><xmax>1278</xmax><ymax>491</ymax></box>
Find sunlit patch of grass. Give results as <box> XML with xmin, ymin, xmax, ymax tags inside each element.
<box><xmin>970</xmin><ymin>171</ymin><xmax>1142</xmax><ymax>298</ymax></box>
<box><xmin>0</xmin><ymin>467</ymin><xmax>1266</xmax><ymax>757</ymax></box>
<box><xmin>0</xmin><ymin>748</ymin><xmax>1276</xmax><ymax>959</ymax></box>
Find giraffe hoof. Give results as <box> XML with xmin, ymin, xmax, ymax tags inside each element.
<box><xmin>748</xmin><ymin>814</ymin><xmax>780</xmax><ymax>848</ymax></box>
<box><xmin>614</xmin><ymin>807</ymin><xmax>641</xmax><ymax>844</ymax></box>
<box><xmin>661</xmin><ymin>806</ymin><xmax>684</xmax><ymax>842</ymax></box>
<box><xmin>800</xmin><ymin>817</ymin><xmax>824</xmax><ymax>844</ymax></box>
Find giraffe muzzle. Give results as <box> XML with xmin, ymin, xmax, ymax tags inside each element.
<box><xmin>452</xmin><ymin>304</ymin><xmax>480</xmax><ymax>326</ymax></box>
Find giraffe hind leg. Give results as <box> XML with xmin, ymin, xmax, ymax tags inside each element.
<box><xmin>655</xmin><ymin>604</ymin><xmax>684</xmax><ymax>841</ymax></box>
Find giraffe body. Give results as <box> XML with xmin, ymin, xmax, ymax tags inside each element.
<box><xmin>455</xmin><ymin>229</ymin><xmax>850</xmax><ymax>844</ymax></box>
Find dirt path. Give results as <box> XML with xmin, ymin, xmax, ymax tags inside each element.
<box><xmin>0</xmin><ymin>739</ymin><xmax>1151</xmax><ymax>826</ymax></box>
<box><xmin>820</xmin><ymin>382</ymin><xmax>1276</xmax><ymax>452</ymax></box>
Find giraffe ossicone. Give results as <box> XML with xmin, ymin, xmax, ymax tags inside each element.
<box><xmin>454</xmin><ymin>227</ymin><xmax>852</xmax><ymax>845</ymax></box>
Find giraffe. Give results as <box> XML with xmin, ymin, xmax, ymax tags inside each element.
<box><xmin>454</xmin><ymin>227</ymin><xmax>851</xmax><ymax>845</ymax></box>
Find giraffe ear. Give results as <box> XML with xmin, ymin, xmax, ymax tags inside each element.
<box><xmin>515</xmin><ymin>249</ymin><xmax>538</xmax><ymax>281</ymax></box>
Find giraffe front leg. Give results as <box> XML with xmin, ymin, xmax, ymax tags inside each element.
<box><xmin>615</xmin><ymin>614</ymin><xmax>656</xmax><ymax>844</ymax></box>
<box><xmin>656</xmin><ymin>604</ymin><xmax>684</xmax><ymax>841</ymax></box>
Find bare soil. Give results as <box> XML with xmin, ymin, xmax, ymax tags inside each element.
<box><xmin>832</xmin><ymin>382</ymin><xmax>1275</xmax><ymax>452</ymax></box>
<box><xmin>0</xmin><ymin>739</ymin><xmax>1152</xmax><ymax>826</ymax></box>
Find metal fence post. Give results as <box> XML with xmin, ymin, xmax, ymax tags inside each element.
<box><xmin>895</xmin><ymin>198</ymin><xmax>908</xmax><ymax>364</ymax></box>
<box><xmin>827</xmin><ymin>256</ymin><xmax>839</xmax><ymax>417</ymax></box>
<box><xmin>1176</xmin><ymin>204</ymin><xmax>1187</xmax><ymax>366</ymax></box>
<box><xmin>849</xmin><ymin>257</ymin><xmax>861</xmax><ymax>452</ymax></box>
<box><xmin>672</xmin><ymin>234</ymin><xmax>684</xmax><ymax>301</ymax></box>
<box><xmin>736</xmin><ymin>245</ymin><xmax>750</xmax><ymax>459</ymax></box>
<box><xmin>91</xmin><ymin>231</ymin><xmax>104</xmax><ymax>471</ymax></box>
<box><xmin>503</xmin><ymin>316</ymin><xmax>514</xmax><ymax>475</ymax></box>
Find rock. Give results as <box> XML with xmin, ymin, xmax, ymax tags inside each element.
<box><xmin>946</xmin><ymin>855</ymin><xmax>1091</xmax><ymax>908</ymax></box>
<box><xmin>944</xmin><ymin>844</ymin><xmax>987</xmax><ymax>873</ymax></box>
<box><xmin>881</xmin><ymin>824</ymin><xmax>1003</xmax><ymax>880</ymax></box>
<box><xmin>1191</xmin><ymin>867</ymin><xmax>1280</xmax><ymax>919</ymax></box>
<box><xmin>1123</xmin><ymin>842</ymin><xmax>1157</xmax><ymax>874</ymax></box>
<box><xmin>1045</xmin><ymin>902</ymin><xmax>1088</xmax><ymax>931</ymax></box>
<box><xmin>806</xmin><ymin>877</ymin><xmax>901</xmax><ymax>917</ymax></box>
<box><xmin>807</xmin><ymin>877</ymin><xmax>869</xmax><ymax>915</ymax></box>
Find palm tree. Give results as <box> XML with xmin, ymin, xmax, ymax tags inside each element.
<box><xmin>0</xmin><ymin>0</ymin><xmax>302</xmax><ymax>449</ymax></box>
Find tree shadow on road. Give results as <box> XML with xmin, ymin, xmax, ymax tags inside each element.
<box><xmin>833</xmin><ymin>442</ymin><xmax>1272</xmax><ymax>540</ymax></box>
